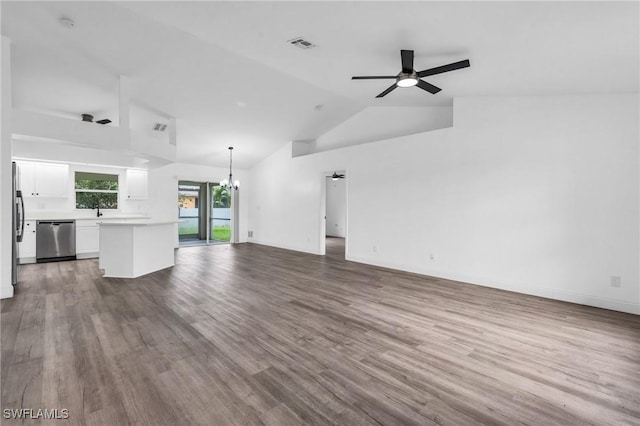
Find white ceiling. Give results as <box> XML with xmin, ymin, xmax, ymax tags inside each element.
<box><xmin>2</xmin><ymin>1</ymin><xmax>638</xmax><ymax>168</ymax></box>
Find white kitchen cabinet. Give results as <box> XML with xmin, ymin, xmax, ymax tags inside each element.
<box><xmin>17</xmin><ymin>161</ymin><xmax>69</xmax><ymax>198</ymax></box>
<box><xmin>126</xmin><ymin>169</ymin><xmax>147</xmax><ymax>200</ymax></box>
<box><xmin>36</xmin><ymin>163</ymin><xmax>69</xmax><ymax>197</ymax></box>
<box><xmin>16</xmin><ymin>161</ymin><xmax>36</xmax><ymax>197</ymax></box>
<box><xmin>18</xmin><ymin>220</ymin><xmax>36</xmax><ymax>262</ymax></box>
<box><xmin>76</xmin><ymin>220</ymin><xmax>100</xmax><ymax>258</ymax></box>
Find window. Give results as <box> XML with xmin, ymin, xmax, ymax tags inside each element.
<box><xmin>75</xmin><ymin>172</ymin><xmax>119</xmax><ymax>209</ymax></box>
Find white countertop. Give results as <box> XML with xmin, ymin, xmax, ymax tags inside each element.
<box><xmin>25</xmin><ymin>212</ymin><xmax>150</xmax><ymax>221</ymax></box>
<box><xmin>99</xmin><ymin>220</ymin><xmax>178</xmax><ymax>227</ymax></box>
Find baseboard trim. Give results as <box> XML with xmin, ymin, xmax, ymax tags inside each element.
<box><xmin>249</xmin><ymin>240</ymin><xmax>321</xmax><ymax>255</ymax></box>
<box><xmin>76</xmin><ymin>252</ymin><xmax>98</xmax><ymax>259</ymax></box>
<box><xmin>346</xmin><ymin>255</ymin><xmax>639</xmax><ymax>315</ymax></box>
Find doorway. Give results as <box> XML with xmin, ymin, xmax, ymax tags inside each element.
<box><xmin>178</xmin><ymin>181</ymin><xmax>233</xmax><ymax>246</ymax></box>
<box><xmin>324</xmin><ymin>171</ymin><xmax>347</xmax><ymax>259</ymax></box>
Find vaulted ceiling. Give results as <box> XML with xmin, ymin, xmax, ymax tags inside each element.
<box><xmin>2</xmin><ymin>1</ymin><xmax>638</xmax><ymax>168</ymax></box>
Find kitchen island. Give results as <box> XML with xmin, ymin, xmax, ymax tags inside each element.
<box><xmin>99</xmin><ymin>220</ymin><xmax>178</xmax><ymax>278</ymax></box>
<box><xmin>18</xmin><ymin>214</ymin><xmax>151</xmax><ymax>264</ymax></box>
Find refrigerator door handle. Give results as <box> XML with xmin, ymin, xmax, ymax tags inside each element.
<box><xmin>16</xmin><ymin>190</ymin><xmax>24</xmax><ymax>243</ymax></box>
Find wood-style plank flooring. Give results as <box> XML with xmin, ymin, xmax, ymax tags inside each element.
<box><xmin>2</xmin><ymin>238</ymin><xmax>640</xmax><ymax>425</ymax></box>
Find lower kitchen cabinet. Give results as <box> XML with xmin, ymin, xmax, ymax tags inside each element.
<box><xmin>18</xmin><ymin>220</ymin><xmax>36</xmax><ymax>263</ymax></box>
<box><xmin>76</xmin><ymin>220</ymin><xmax>100</xmax><ymax>258</ymax></box>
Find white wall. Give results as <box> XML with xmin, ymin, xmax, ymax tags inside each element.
<box><xmin>13</xmin><ymin>139</ymin><xmax>152</xmax><ymax>169</ymax></box>
<box><xmin>314</xmin><ymin>106</ymin><xmax>453</xmax><ymax>153</ymax></box>
<box><xmin>325</xmin><ymin>177</ymin><xmax>346</xmax><ymax>238</ymax></box>
<box><xmin>148</xmin><ymin>162</ymin><xmax>249</xmax><ymax>244</ymax></box>
<box><xmin>248</xmin><ymin>94</ymin><xmax>640</xmax><ymax>314</ymax></box>
<box><xmin>1</xmin><ymin>36</ymin><xmax>13</xmax><ymax>299</ymax></box>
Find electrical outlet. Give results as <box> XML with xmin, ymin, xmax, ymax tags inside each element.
<box><xmin>248</xmin><ymin>230</ymin><xmax>253</xmax><ymax>238</ymax></box>
<box><xmin>429</xmin><ymin>253</ymin><xmax>435</xmax><ymax>260</ymax></box>
<box><xmin>610</xmin><ymin>276</ymin><xmax>621</xmax><ymax>287</ymax></box>
<box><xmin>373</xmin><ymin>245</ymin><xmax>377</xmax><ymax>253</ymax></box>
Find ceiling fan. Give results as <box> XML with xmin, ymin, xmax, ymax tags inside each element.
<box><xmin>81</xmin><ymin>114</ymin><xmax>111</xmax><ymax>125</ymax></box>
<box><xmin>352</xmin><ymin>50</ymin><xmax>470</xmax><ymax>98</ymax></box>
<box><xmin>330</xmin><ymin>172</ymin><xmax>345</xmax><ymax>180</ymax></box>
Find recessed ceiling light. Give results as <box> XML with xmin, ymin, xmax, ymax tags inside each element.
<box><xmin>59</xmin><ymin>17</ymin><xmax>75</xmax><ymax>29</ymax></box>
<box><xmin>313</xmin><ymin>104</ymin><xmax>324</xmax><ymax>111</ymax></box>
<box><xmin>235</xmin><ymin>101</ymin><xmax>247</xmax><ymax>108</ymax></box>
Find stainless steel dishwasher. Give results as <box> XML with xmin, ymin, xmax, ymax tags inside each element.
<box><xmin>36</xmin><ymin>220</ymin><xmax>76</xmax><ymax>263</ymax></box>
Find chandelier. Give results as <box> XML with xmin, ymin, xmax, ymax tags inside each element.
<box><xmin>220</xmin><ymin>146</ymin><xmax>239</xmax><ymax>191</ymax></box>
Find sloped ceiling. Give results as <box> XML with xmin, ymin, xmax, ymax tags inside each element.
<box><xmin>2</xmin><ymin>1</ymin><xmax>638</xmax><ymax>168</ymax></box>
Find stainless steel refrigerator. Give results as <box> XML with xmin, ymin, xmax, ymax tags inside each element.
<box><xmin>12</xmin><ymin>161</ymin><xmax>24</xmax><ymax>285</ymax></box>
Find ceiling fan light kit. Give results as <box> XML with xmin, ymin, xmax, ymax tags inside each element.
<box><xmin>352</xmin><ymin>49</ymin><xmax>470</xmax><ymax>98</ymax></box>
<box><xmin>396</xmin><ymin>74</ymin><xmax>418</xmax><ymax>87</ymax></box>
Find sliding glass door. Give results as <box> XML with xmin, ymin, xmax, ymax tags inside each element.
<box><xmin>178</xmin><ymin>181</ymin><xmax>207</xmax><ymax>242</ymax></box>
<box><xmin>178</xmin><ymin>181</ymin><xmax>233</xmax><ymax>245</ymax></box>
<box><xmin>210</xmin><ymin>185</ymin><xmax>231</xmax><ymax>243</ymax></box>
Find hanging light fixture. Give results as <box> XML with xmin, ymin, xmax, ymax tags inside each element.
<box><xmin>220</xmin><ymin>146</ymin><xmax>239</xmax><ymax>191</ymax></box>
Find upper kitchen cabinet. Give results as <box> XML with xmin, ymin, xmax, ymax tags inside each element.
<box><xmin>17</xmin><ymin>161</ymin><xmax>69</xmax><ymax>198</ymax></box>
<box><xmin>126</xmin><ymin>169</ymin><xmax>148</xmax><ymax>200</ymax></box>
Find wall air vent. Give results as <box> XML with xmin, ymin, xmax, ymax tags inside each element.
<box><xmin>287</xmin><ymin>37</ymin><xmax>316</xmax><ymax>50</ymax></box>
<box><xmin>153</xmin><ymin>123</ymin><xmax>168</xmax><ymax>132</ymax></box>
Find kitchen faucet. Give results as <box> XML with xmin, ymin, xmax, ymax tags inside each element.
<box><xmin>95</xmin><ymin>203</ymin><xmax>103</xmax><ymax>218</ymax></box>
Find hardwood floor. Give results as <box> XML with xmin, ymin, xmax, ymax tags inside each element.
<box><xmin>2</xmin><ymin>238</ymin><xmax>639</xmax><ymax>425</ymax></box>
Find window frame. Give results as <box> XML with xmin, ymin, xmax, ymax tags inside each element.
<box><xmin>74</xmin><ymin>171</ymin><xmax>120</xmax><ymax>210</ymax></box>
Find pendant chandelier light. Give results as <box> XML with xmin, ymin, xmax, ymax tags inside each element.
<box><xmin>220</xmin><ymin>146</ymin><xmax>239</xmax><ymax>191</ymax></box>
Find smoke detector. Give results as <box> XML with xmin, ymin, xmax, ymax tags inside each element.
<box><xmin>287</xmin><ymin>37</ymin><xmax>316</xmax><ymax>50</ymax></box>
<box><xmin>153</xmin><ymin>123</ymin><xmax>168</xmax><ymax>132</ymax></box>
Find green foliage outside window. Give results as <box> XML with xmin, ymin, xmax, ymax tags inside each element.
<box><xmin>212</xmin><ymin>186</ymin><xmax>230</xmax><ymax>208</ymax></box>
<box><xmin>76</xmin><ymin>193</ymin><xmax>118</xmax><ymax>209</ymax></box>
<box><xmin>75</xmin><ymin>172</ymin><xmax>119</xmax><ymax>209</ymax></box>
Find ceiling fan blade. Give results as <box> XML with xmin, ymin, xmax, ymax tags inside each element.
<box><xmin>352</xmin><ymin>76</ymin><xmax>396</xmax><ymax>80</ymax></box>
<box><xmin>401</xmin><ymin>49</ymin><xmax>414</xmax><ymax>73</ymax></box>
<box><xmin>417</xmin><ymin>59</ymin><xmax>470</xmax><ymax>78</ymax></box>
<box><xmin>375</xmin><ymin>84</ymin><xmax>398</xmax><ymax>98</ymax></box>
<box><xmin>416</xmin><ymin>79</ymin><xmax>441</xmax><ymax>94</ymax></box>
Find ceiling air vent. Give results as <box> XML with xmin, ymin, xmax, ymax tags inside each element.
<box><xmin>287</xmin><ymin>37</ymin><xmax>316</xmax><ymax>50</ymax></box>
<box><xmin>153</xmin><ymin>123</ymin><xmax>168</xmax><ymax>132</ymax></box>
